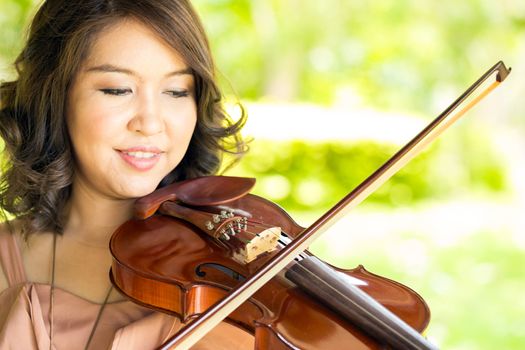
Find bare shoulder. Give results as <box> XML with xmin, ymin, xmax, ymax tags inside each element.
<box><xmin>0</xmin><ymin>221</ymin><xmax>53</xmax><ymax>293</ymax></box>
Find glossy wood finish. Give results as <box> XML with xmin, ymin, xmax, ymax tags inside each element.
<box><xmin>286</xmin><ymin>256</ymin><xmax>432</xmax><ymax>349</ymax></box>
<box><xmin>110</xmin><ymin>214</ymin><xmax>430</xmax><ymax>349</ymax></box>
<box><xmin>134</xmin><ymin>176</ymin><xmax>256</xmax><ymax>219</ymax></box>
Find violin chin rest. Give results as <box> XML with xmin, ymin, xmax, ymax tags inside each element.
<box><xmin>134</xmin><ymin>176</ymin><xmax>256</xmax><ymax>219</ymax></box>
<box><xmin>178</xmin><ymin>176</ymin><xmax>256</xmax><ymax>206</ymax></box>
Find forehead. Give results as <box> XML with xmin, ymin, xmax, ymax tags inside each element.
<box><xmin>82</xmin><ymin>18</ymin><xmax>188</xmax><ymax>74</ymax></box>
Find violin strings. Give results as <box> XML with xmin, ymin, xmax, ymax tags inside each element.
<box><xmin>223</xmin><ymin>229</ymin><xmax>277</xmax><ymax>245</ymax></box>
<box><xmin>292</xmin><ymin>261</ymin><xmax>420</xmax><ymax>348</ymax></box>
<box><xmin>223</xmin><ymin>219</ymin><xmax>282</xmax><ymax>240</ymax></box>
<box><xmin>193</xmin><ymin>206</ymin><xmax>289</xmax><ymax>242</ymax></box>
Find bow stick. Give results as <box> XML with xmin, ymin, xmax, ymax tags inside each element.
<box><xmin>159</xmin><ymin>61</ymin><xmax>511</xmax><ymax>350</ymax></box>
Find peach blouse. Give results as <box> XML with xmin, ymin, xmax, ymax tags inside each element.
<box><xmin>0</xmin><ymin>233</ymin><xmax>254</xmax><ymax>349</ymax></box>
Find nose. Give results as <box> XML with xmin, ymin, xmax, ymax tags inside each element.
<box><xmin>128</xmin><ymin>90</ymin><xmax>164</xmax><ymax>136</ymax></box>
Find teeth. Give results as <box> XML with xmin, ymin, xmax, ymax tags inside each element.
<box><xmin>124</xmin><ymin>151</ymin><xmax>157</xmax><ymax>159</ymax></box>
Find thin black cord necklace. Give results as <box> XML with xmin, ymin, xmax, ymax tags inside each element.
<box><xmin>49</xmin><ymin>234</ymin><xmax>113</xmax><ymax>350</ymax></box>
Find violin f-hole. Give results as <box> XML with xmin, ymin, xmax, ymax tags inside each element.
<box><xmin>196</xmin><ymin>263</ymin><xmax>246</xmax><ymax>283</ymax></box>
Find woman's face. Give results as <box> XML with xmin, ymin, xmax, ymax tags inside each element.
<box><xmin>67</xmin><ymin>19</ymin><xmax>197</xmax><ymax>200</ymax></box>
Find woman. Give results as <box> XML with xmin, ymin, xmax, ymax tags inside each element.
<box><xmin>0</xmin><ymin>0</ymin><xmax>252</xmax><ymax>348</ymax></box>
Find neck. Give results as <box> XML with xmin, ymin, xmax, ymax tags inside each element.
<box><xmin>62</xmin><ymin>182</ymin><xmax>136</xmax><ymax>248</ymax></box>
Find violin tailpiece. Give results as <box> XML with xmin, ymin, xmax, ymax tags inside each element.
<box><xmin>159</xmin><ymin>201</ymin><xmax>281</xmax><ymax>264</ymax></box>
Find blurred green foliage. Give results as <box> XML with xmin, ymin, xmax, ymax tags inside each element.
<box><xmin>0</xmin><ymin>0</ymin><xmax>35</xmax><ymax>76</ymax></box>
<box><xmin>228</xmin><ymin>131</ymin><xmax>507</xmax><ymax>212</ymax></box>
<box><xmin>193</xmin><ymin>0</ymin><xmax>524</xmax><ymax>113</ymax></box>
<box><xmin>311</xmin><ymin>229</ymin><xmax>525</xmax><ymax>349</ymax></box>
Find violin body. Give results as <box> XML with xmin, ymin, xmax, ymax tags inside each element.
<box><xmin>110</xmin><ymin>193</ymin><xmax>430</xmax><ymax>349</ymax></box>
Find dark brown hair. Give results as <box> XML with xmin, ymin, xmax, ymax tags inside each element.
<box><xmin>0</xmin><ymin>0</ymin><xmax>246</xmax><ymax>235</ymax></box>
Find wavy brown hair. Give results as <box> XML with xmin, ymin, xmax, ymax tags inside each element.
<box><xmin>0</xmin><ymin>0</ymin><xmax>246</xmax><ymax>235</ymax></box>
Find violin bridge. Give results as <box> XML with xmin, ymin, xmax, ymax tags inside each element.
<box><xmin>232</xmin><ymin>226</ymin><xmax>281</xmax><ymax>264</ymax></box>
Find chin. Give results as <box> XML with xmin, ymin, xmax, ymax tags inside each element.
<box><xmin>117</xmin><ymin>180</ymin><xmax>161</xmax><ymax>200</ymax></box>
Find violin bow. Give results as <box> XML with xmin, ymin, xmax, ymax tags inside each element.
<box><xmin>159</xmin><ymin>61</ymin><xmax>511</xmax><ymax>350</ymax></box>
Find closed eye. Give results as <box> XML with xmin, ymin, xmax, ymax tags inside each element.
<box><xmin>164</xmin><ymin>90</ymin><xmax>190</xmax><ymax>98</ymax></box>
<box><xmin>100</xmin><ymin>88</ymin><xmax>132</xmax><ymax>96</ymax></box>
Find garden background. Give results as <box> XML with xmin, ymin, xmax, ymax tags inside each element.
<box><xmin>1</xmin><ymin>1</ymin><xmax>524</xmax><ymax>348</ymax></box>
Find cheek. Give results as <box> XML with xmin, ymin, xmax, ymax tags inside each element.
<box><xmin>70</xmin><ymin>120</ymin><xmax>103</xmax><ymax>150</ymax></box>
<box><xmin>69</xmin><ymin>84</ymin><xmax>127</xmax><ymax>123</ymax></box>
<box><xmin>69</xmin><ymin>96</ymin><xmax>125</xmax><ymax>142</ymax></box>
<box><xmin>164</xmin><ymin>106</ymin><xmax>197</xmax><ymax>165</ymax></box>
<box><xmin>67</xmin><ymin>109</ymin><xmax>123</xmax><ymax>165</ymax></box>
<box><xmin>169</xmin><ymin>103</ymin><xmax>197</xmax><ymax>140</ymax></box>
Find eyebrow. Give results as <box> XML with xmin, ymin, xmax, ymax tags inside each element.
<box><xmin>84</xmin><ymin>64</ymin><xmax>193</xmax><ymax>78</ymax></box>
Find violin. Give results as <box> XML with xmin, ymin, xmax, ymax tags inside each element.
<box><xmin>109</xmin><ymin>61</ymin><xmax>510</xmax><ymax>349</ymax></box>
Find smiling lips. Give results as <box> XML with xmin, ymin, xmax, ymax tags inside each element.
<box><xmin>117</xmin><ymin>147</ymin><xmax>162</xmax><ymax>171</ymax></box>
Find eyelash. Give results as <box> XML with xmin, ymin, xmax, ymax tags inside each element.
<box><xmin>100</xmin><ymin>88</ymin><xmax>132</xmax><ymax>96</ymax></box>
<box><xmin>100</xmin><ymin>88</ymin><xmax>190</xmax><ymax>98</ymax></box>
<box><xmin>165</xmin><ymin>90</ymin><xmax>190</xmax><ymax>98</ymax></box>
